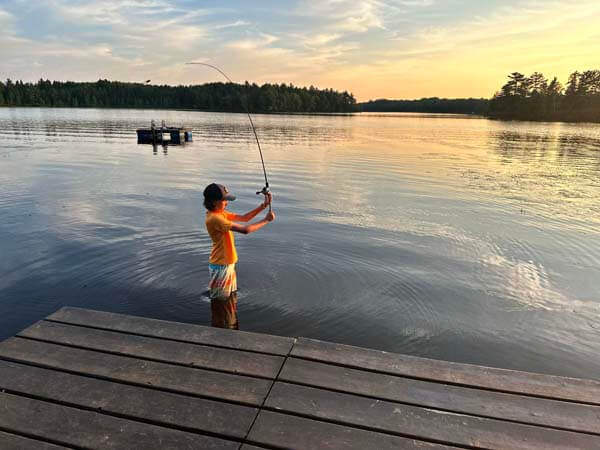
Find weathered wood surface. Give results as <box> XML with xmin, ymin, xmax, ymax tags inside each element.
<box><xmin>0</xmin><ymin>432</ymin><xmax>69</xmax><ymax>450</ymax></box>
<box><xmin>48</xmin><ymin>306</ymin><xmax>294</xmax><ymax>355</ymax></box>
<box><xmin>2</xmin><ymin>308</ymin><xmax>599</xmax><ymax>449</ymax></box>
<box><xmin>0</xmin><ymin>392</ymin><xmax>239</xmax><ymax>450</ymax></box>
<box><xmin>279</xmin><ymin>357</ymin><xmax>600</xmax><ymax>434</ymax></box>
<box><xmin>19</xmin><ymin>320</ymin><xmax>284</xmax><ymax>378</ymax></box>
<box><xmin>265</xmin><ymin>382</ymin><xmax>600</xmax><ymax>450</ymax></box>
<box><xmin>0</xmin><ymin>360</ymin><xmax>257</xmax><ymax>439</ymax></box>
<box><xmin>292</xmin><ymin>337</ymin><xmax>600</xmax><ymax>404</ymax></box>
<box><xmin>0</xmin><ymin>337</ymin><xmax>271</xmax><ymax>405</ymax></box>
<box><xmin>247</xmin><ymin>411</ymin><xmax>456</xmax><ymax>450</ymax></box>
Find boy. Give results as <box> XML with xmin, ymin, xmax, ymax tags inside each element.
<box><xmin>203</xmin><ymin>183</ymin><xmax>274</xmax><ymax>328</ymax></box>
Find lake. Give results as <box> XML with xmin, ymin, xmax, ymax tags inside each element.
<box><xmin>1</xmin><ymin>107</ymin><xmax>599</xmax><ymax>379</ymax></box>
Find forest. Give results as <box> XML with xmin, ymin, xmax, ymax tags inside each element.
<box><xmin>0</xmin><ymin>79</ymin><xmax>357</xmax><ymax>113</ymax></box>
<box><xmin>3</xmin><ymin>71</ymin><xmax>599</xmax><ymax>121</ymax></box>
<box><xmin>489</xmin><ymin>70</ymin><xmax>600</xmax><ymax>122</ymax></box>
<box><xmin>357</xmin><ymin>98</ymin><xmax>489</xmax><ymax>114</ymax></box>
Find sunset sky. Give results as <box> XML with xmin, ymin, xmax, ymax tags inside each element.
<box><xmin>1</xmin><ymin>0</ymin><xmax>599</xmax><ymax>101</ymax></box>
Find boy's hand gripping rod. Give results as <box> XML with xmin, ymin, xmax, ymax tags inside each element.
<box><xmin>256</xmin><ymin>186</ymin><xmax>271</xmax><ymax>212</ymax></box>
<box><xmin>186</xmin><ymin>62</ymin><xmax>271</xmax><ymax>211</ymax></box>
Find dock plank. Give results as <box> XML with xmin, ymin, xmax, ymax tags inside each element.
<box><xmin>0</xmin><ymin>431</ymin><xmax>69</xmax><ymax>450</ymax></box>
<box><xmin>0</xmin><ymin>392</ymin><xmax>238</xmax><ymax>450</ymax></box>
<box><xmin>19</xmin><ymin>320</ymin><xmax>283</xmax><ymax>378</ymax></box>
<box><xmin>0</xmin><ymin>360</ymin><xmax>258</xmax><ymax>439</ymax></box>
<box><xmin>247</xmin><ymin>411</ymin><xmax>455</xmax><ymax>450</ymax></box>
<box><xmin>292</xmin><ymin>337</ymin><xmax>600</xmax><ymax>404</ymax></box>
<box><xmin>0</xmin><ymin>337</ymin><xmax>271</xmax><ymax>406</ymax></box>
<box><xmin>4</xmin><ymin>307</ymin><xmax>600</xmax><ymax>449</ymax></box>
<box><xmin>279</xmin><ymin>357</ymin><xmax>600</xmax><ymax>434</ymax></box>
<box><xmin>265</xmin><ymin>382</ymin><xmax>600</xmax><ymax>450</ymax></box>
<box><xmin>48</xmin><ymin>306</ymin><xmax>294</xmax><ymax>355</ymax></box>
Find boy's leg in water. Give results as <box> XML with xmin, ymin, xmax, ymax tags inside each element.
<box><xmin>211</xmin><ymin>292</ymin><xmax>238</xmax><ymax>329</ymax></box>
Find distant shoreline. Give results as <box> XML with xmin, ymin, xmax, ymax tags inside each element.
<box><xmin>3</xmin><ymin>105</ymin><xmax>599</xmax><ymax>124</ymax></box>
<box><xmin>487</xmin><ymin>115</ymin><xmax>600</xmax><ymax>124</ymax></box>
<box><xmin>0</xmin><ymin>105</ymin><xmax>360</xmax><ymax>117</ymax></box>
<box><xmin>0</xmin><ymin>105</ymin><xmax>482</xmax><ymax>118</ymax></box>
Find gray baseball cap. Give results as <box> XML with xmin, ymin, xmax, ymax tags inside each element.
<box><xmin>203</xmin><ymin>183</ymin><xmax>236</xmax><ymax>201</ymax></box>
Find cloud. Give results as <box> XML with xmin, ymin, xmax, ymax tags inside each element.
<box><xmin>304</xmin><ymin>42</ymin><xmax>361</xmax><ymax>65</ymax></box>
<box><xmin>160</xmin><ymin>25</ymin><xmax>208</xmax><ymax>48</ymax></box>
<box><xmin>335</xmin><ymin>2</ymin><xmax>385</xmax><ymax>32</ymax></box>
<box><xmin>303</xmin><ymin>33</ymin><xmax>342</xmax><ymax>47</ymax></box>
<box><xmin>0</xmin><ymin>7</ymin><xmax>16</xmax><ymax>33</ymax></box>
<box><xmin>296</xmin><ymin>0</ymin><xmax>386</xmax><ymax>33</ymax></box>
<box><xmin>49</xmin><ymin>0</ymin><xmax>175</xmax><ymax>26</ymax></box>
<box><xmin>396</xmin><ymin>0</ymin><xmax>433</xmax><ymax>5</ymax></box>
<box><xmin>227</xmin><ymin>33</ymin><xmax>279</xmax><ymax>51</ymax></box>
<box><xmin>214</xmin><ymin>20</ymin><xmax>249</xmax><ymax>30</ymax></box>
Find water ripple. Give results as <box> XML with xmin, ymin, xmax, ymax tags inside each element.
<box><xmin>2</xmin><ymin>108</ymin><xmax>600</xmax><ymax>379</ymax></box>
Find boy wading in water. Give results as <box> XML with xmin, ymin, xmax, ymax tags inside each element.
<box><xmin>203</xmin><ymin>183</ymin><xmax>274</xmax><ymax>329</ymax></box>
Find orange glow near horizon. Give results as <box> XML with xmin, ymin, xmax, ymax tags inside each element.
<box><xmin>300</xmin><ymin>3</ymin><xmax>600</xmax><ymax>101</ymax></box>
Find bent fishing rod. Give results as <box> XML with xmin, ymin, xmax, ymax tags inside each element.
<box><xmin>186</xmin><ymin>62</ymin><xmax>271</xmax><ymax>210</ymax></box>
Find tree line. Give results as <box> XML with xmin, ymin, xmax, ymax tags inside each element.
<box><xmin>3</xmin><ymin>71</ymin><xmax>598</xmax><ymax>121</ymax></box>
<box><xmin>357</xmin><ymin>98</ymin><xmax>488</xmax><ymax>114</ymax></box>
<box><xmin>489</xmin><ymin>70</ymin><xmax>600</xmax><ymax>122</ymax></box>
<box><xmin>0</xmin><ymin>79</ymin><xmax>357</xmax><ymax>113</ymax></box>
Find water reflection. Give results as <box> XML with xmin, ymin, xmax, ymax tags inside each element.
<box><xmin>470</xmin><ymin>124</ymin><xmax>600</xmax><ymax>230</ymax></box>
<box><xmin>152</xmin><ymin>142</ymin><xmax>169</xmax><ymax>155</ymax></box>
<box><xmin>211</xmin><ymin>293</ymin><xmax>239</xmax><ymax>330</ymax></box>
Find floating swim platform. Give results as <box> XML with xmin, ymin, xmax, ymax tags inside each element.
<box><xmin>136</xmin><ymin>126</ymin><xmax>192</xmax><ymax>144</ymax></box>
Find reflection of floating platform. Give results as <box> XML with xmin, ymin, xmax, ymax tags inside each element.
<box><xmin>136</xmin><ymin>126</ymin><xmax>192</xmax><ymax>144</ymax></box>
<box><xmin>1</xmin><ymin>306</ymin><xmax>600</xmax><ymax>449</ymax></box>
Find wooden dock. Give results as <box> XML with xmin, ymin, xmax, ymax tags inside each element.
<box><xmin>0</xmin><ymin>307</ymin><xmax>599</xmax><ymax>449</ymax></box>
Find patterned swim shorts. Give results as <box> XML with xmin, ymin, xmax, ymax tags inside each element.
<box><xmin>208</xmin><ymin>263</ymin><xmax>237</xmax><ymax>299</ymax></box>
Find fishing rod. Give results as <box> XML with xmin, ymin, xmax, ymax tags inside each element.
<box><xmin>186</xmin><ymin>62</ymin><xmax>271</xmax><ymax>210</ymax></box>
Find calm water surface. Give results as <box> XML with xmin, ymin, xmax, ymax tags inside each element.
<box><xmin>1</xmin><ymin>108</ymin><xmax>599</xmax><ymax>378</ymax></box>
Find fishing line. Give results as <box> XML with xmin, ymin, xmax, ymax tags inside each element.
<box><xmin>186</xmin><ymin>62</ymin><xmax>271</xmax><ymax>205</ymax></box>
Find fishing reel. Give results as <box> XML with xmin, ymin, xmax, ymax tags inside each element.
<box><xmin>256</xmin><ymin>186</ymin><xmax>270</xmax><ymax>196</ymax></box>
<box><xmin>256</xmin><ymin>185</ymin><xmax>272</xmax><ymax>211</ymax></box>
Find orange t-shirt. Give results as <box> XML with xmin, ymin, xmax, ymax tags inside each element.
<box><xmin>205</xmin><ymin>211</ymin><xmax>238</xmax><ymax>264</ymax></box>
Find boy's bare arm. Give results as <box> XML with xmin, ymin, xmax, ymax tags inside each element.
<box><xmin>230</xmin><ymin>204</ymin><xmax>265</xmax><ymax>222</ymax></box>
<box><xmin>230</xmin><ymin>211</ymin><xmax>275</xmax><ymax>234</ymax></box>
<box><xmin>229</xmin><ymin>193</ymin><xmax>272</xmax><ymax>222</ymax></box>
